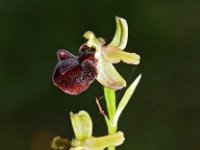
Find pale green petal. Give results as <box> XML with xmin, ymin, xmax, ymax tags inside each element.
<box><xmin>103</xmin><ymin>46</ymin><xmax>140</xmax><ymax>65</ymax></box>
<box><xmin>70</xmin><ymin>111</ymin><xmax>92</xmax><ymax>140</ymax></box>
<box><xmin>96</xmin><ymin>54</ymin><xmax>126</xmax><ymax>90</ymax></box>
<box><xmin>109</xmin><ymin>16</ymin><xmax>128</xmax><ymax>50</ymax></box>
<box><xmin>114</xmin><ymin>75</ymin><xmax>141</xmax><ymax>126</ymax></box>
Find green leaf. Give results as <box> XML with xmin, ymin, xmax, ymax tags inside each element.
<box><xmin>114</xmin><ymin>74</ymin><xmax>141</xmax><ymax>126</ymax></box>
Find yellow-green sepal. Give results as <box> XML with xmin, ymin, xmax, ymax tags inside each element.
<box><xmin>70</xmin><ymin>111</ymin><xmax>93</xmax><ymax>141</ymax></box>
<box><xmin>103</xmin><ymin>46</ymin><xmax>140</xmax><ymax>65</ymax></box>
<box><xmin>108</xmin><ymin>16</ymin><xmax>128</xmax><ymax>50</ymax></box>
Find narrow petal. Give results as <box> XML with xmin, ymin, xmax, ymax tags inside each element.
<box><xmin>103</xmin><ymin>46</ymin><xmax>140</xmax><ymax>65</ymax></box>
<box><xmin>109</xmin><ymin>16</ymin><xmax>128</xmax><ymax>50</ymax></box>
<box><xmin>70</xmin><ymin>111</ymin><xmax>93</xmax><ymax>140</ymax></box>
<box><xmin>96</xmin><ymin>55</ymin><xmax>126</xmax><ymax>90</ymax></box>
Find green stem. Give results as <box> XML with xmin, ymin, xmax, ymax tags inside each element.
<box><xmin>104</xmin><ymin>87</ymin><xmax>117</xmax><ymax>150</ymax></box>
<box><xmin>104</xmin><ymin>87</ymin><xmax>116</xmax><ymax>121</ymax></box>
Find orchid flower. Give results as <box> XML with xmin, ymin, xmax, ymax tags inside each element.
<box><xmin>52</xmin><ymin>16</ymin><xmax>140</xmax><ymax>95</ymax></box>
<box><xmin>51</xmin><ymin>111</ymin><xmax>124</xmax><ymax>150</ymax></box>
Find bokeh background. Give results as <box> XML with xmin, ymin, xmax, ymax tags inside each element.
<box><xmin>0</xmin><ymin>0</ymin><xmax>200</xmax><ymax>150</ymax></box>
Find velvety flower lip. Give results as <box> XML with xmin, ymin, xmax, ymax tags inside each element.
<box><xmin>52</xmin><ymin>46</ymin><xmax>98</xmax><ymax>95</ymax></box>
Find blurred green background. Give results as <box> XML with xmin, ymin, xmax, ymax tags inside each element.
<box><xmin>0</xmin><ymin>0</ymin><xmax>200</xmax><ymax>150</ymax></box>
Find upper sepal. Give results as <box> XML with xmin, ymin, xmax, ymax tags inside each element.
<box><xmin>108</xmin><ymin>16</ymin><xmax>128</xmax><ymax>50</ymax></box>
<box><xmin>70</xmin><ymin>111</ymin><xmax>93</xmax><ymax>140</ymax></box>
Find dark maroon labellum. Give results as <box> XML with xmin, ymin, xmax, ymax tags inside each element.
<box><xmin>52</xmin><ymin>45</ymin><xmax>98</xmax><ymax>95</ymax></box>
